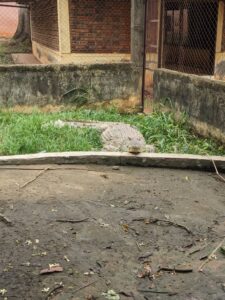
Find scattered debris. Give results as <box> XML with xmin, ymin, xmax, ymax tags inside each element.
<box><xmin>42</xmin><ymin>288</ymin><xmax>50</xmax><ymax>293</ymax></box>
<box><xmin>102</xmin><ymin>290</ymin><xmax>120</xmax><ymax>300</ymax></box>
<box><xmin>187</xmin><ymin>243</ymin><xmax>208</xmax><ymax>256</ymax></box>
<box><xmin>25</xmin><ymin>240</ymin><xmax>32</xmax><ymax>246</ymax></box>
<box><xmin>101</xmin><ymin>174</ymin><xmax>109</xmax><ymax>179</ymax></box>
<box><xmin>122</xmin><ymin>224</ymin><xmax>129</xmax><ymax>232</ymax></box>
<box><xmin>40</xmin><ymin>264</ymin><xmax>63</xmax><ymax>275</ymax></box>
<box><xmin>64</xmin><ymin>255</ymin><xmax>70</xmax><ymax>262</ymax></box>
<box><xmin>45</xmin><ymin>282</ymin><xmax>64</xmax><ymax>299</ymax></box>
<box><xmin>32</xmin><ymin>251</ymin><xmax>47</xmax><ymax>257</ymax></box>
<box><xmin>0</xmin><ymin>289</ymin><xmax>7</xmax><ymax>296</ymax></box>
<box><xmin>20</xmin><ymin>168</ymin><xmax>49</xmax><ymax>189</ymax></box>
<box><xmin>56</xmin><ymin>218</ymin><xmax>89</xmax><ymax>224</ymax></box>
<box><xmin>112</xmin><ymin>166</ymin><xmax>120</xmax><ymax>171</ymax></box>
<box><xmin>137</xmin><ymin>263</ymin><xmax>154</xmax><ymax>279</ymax></box>
<box><xmin>84</xmin><ymin>271</ymin><xmax>95</xmax><ymax>276</ymax></box>
<box><xmin>118</xmin><ymin>291</ymin><xmax>134</xmax><ymax>298</ymax></box>
<box><xmin>198</xmin><ymin>237</ymin><xmax>225</xmax><ymax>272</ymax></box>
<box><xmin>0</xmin><ymin>214</ymin><xmax>12</xmax><ymax>226</ymax></box>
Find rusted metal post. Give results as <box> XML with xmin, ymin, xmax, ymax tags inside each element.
<box><xmin>131</xmin><ymin>0</ymin><xmax>146</xmax><ymax>110</ymax></box>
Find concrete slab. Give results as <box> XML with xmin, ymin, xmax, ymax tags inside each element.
<box><xmin>0</xmin><ymin>164</ymin><xmax>224</xmax><ymax>299</ymax></box>
<box><xmin>11</xmin><ymin>53</ymin><xmax>41</xmax><ymax>64</ymax></box>
<box><xmin>0</xmin><ymin>152</ymin><xmax>224</xmax><ymax>172</ymax></box>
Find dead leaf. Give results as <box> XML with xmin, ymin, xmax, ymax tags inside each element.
<box><xmin>0</xmin><ymin>289</ymin><xmax>7</xmax><ymax>296</ymax></box>
<box><xmin>122</xmin><ymin>224</ymin><xmax>129</xmax><ymax>232</ymax></box>
<box><xmin>40</xmin><ymin>264</ymin><xmax>63</xmax><ymax>275</ymax></box>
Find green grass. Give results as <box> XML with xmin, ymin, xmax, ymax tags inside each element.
<box><xmin>0</xmin><ymin>38</ymin><xmax>32</xmax><ymax>65</ymax></box>
<box><xmin>0</xmin><ymin>43</ymin><xmax>13</xmax><ymax>64</ymax></box>
<box><xmin>0</xmin><ymin>108</ymin><xmax>224</xmax><ymax>156</ymax></box>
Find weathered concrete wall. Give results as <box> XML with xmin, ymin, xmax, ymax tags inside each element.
<box><xmin>0</xmin><ymin>63</ymin><xmax>141</xmax><ymax>110</ymax></box>
<box><xmin>154</xmin><ymin>69</ymin><xmax>225</xmax><ymax>143</ymax></box>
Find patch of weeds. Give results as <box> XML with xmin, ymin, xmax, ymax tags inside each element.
<box><xmin>51</xmin><ymin>108</ymin><xmax>224</xmax><ymax>156</ymax></box>
<box><xmin>0</xmin><ymin>113</ymin><xmax>102</xmax><ymax>155</ymax></box>
<box><xmin>61</xmin><ymin>87</ymin><xmax>90</xmax><ymax>106</ymax></box>
<box><xmin>6</xmin><ymin>38</ymin><xmax>32</xmax><ymax>53</ymax></box>
<box><xmin>61</xmin><ymin>86</ymin><xmax>101</xmax><ymax>107</ymax></box>
<box><xmin>0</xmin><ymin>43</ymin><xmax>13</xmax><ymax>64</ymax></box>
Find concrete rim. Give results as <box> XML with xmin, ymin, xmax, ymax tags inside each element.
<box><xmin>0</xmin><ymin>152</ymin><xmax>224</xmax><ymax>172</ymax></box>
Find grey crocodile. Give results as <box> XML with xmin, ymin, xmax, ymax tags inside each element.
<box><xmin>53</xmin><ymin>120</ymin><xmax>155</xmax><ymax>154</ymax></box>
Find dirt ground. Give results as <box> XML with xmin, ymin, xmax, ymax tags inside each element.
<box><xmin>0</xmin><ymin>165</ymin><xmax>225</xmax><ymax>300</ymax></box>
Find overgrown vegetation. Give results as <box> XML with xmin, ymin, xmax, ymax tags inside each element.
<box><xmin>0</xmin><ymin>43</ymin><xmax>13</xmax><ymax>64</ymax></box>
<box><xmin>0</xmin><ymin>38</ymin><xmax>32</xmax><ymax>65</ymax></box>
<box><xmin>0</xmin><ymin>108</ymin><xmax>224</xmax><ymax>156</ymax></box>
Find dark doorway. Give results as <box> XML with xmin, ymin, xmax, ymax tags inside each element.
<box><xmin>161</xmin><ymin>0</ymin><xmax>218</xmax><ymax>75</ymax></box>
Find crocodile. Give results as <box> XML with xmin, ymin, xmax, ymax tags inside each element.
<box><xmin>53</xmin><ymin>120</ymin><xmax>155</xmax><ymax>154</ymax></box>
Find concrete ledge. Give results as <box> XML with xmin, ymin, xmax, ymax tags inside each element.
<box><xmin>153</xmin><ymin>68</ymin><xmax>225</xmax><ymax>144</ymax></box>
<box><xmin>0</xmin><ymin>152</ymin><xmax>224</xmax><ymax>172</ymax></box>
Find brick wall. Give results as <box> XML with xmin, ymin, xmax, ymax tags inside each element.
<box><xmin>69</xmin><ymin>0</ymin><xmax>131</xmax><ymax>53</ymax></box>
<box><xmin>30</xmin><ymin>0</ymin><xmax>59</xmax><ymax>51</ymax></box>
<box><xmin>222</xmin><ymin>6</ymin><xmax>225</xmax><ymax>52</ymax></box>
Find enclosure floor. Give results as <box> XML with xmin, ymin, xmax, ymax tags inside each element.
<box><xmin>0</xmin><ymin>165</ymin><xmax>225</xmax><ymax>299</ymax></box>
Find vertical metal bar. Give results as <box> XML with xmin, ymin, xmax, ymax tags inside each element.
<box><xmin>158</xmin><ymin>0</ymin><xmax>164</xmax><ymax>67</ymax></box>
<box><xmin>141</xmin><ymin>0</ymin><xmax>148</xmax><ymax>111</ymax></box>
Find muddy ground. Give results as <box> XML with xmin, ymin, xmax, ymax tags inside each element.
<box><xmin>0</xmin><ymin>165</ymin><xmax>225</xmax><ymax>300</ymax></box>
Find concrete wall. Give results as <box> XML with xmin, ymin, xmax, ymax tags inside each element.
<box><xmin>69</xmin><ymin>0</ymin><xmax>131</xmax><ymax>54</ymax></box>
<box><xmin>153</xmin><ymin>69</ymin><xmax>225</xmax><ymax>143</ymax></box>
<box><xmin>0</xmin><ymin>63</ymin><xmax>141</xmax><ymax>109</ymax></box>
<box><xmin>30</xmin><ymin>0</ymin><xmax>59</xmax><ymax>51</ymax></box>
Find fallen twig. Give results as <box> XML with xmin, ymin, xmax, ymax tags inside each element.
<box><xmin>131</xmin><ymin>217</ymin><xmax>192</xmax><ymax>234</ymax></box>
<box><xmin>198</xmin><ymin>237</ymin><xmax>225</xmax><ymax>272</ymax></box>
<box><xmin>187</xmin><ymin>244</ymin><xmax>208</xmax><ymax>256</ymax></box>
<box><xmin>20</xmin><ymin>167</ymin><xmax>49</xmax><ymax>189</ymax></box>
<box><xmin>212</xmin><ymin>160</ymin><xmax>225</xmax><ymax>183</ymax></box>
<box><xmin>138</xmin><ymin>252</ymin><xmax>153</xmax><ymax>260</ymax></box>
<box><xmin>0</xmin><ymin>213</ymin><xmax>12</xmax><ymax>226</ymax></box>
<box><xmin>158</xmin><ymin>266</ymin><xmax>193</xmax><ymax>273</ymax></box>
<box><xmin>138</xmin><ymin>289</ymin><xmax>177</xmax><ymax>295</ymax></box>
<box><xmin>73</xmin><ymin>280</ymin><xmax>97</xmax><ymax>294</ymax></box>
<box><xmin>56</xmin><ymin>218</ymin><xmax>89</xmax><ymax>224</ymax></box>
<box><xmin>45</xmin><ymin>282</ymin><xmax>64</xmax><ymax>300</ymax></box>
<box><xmin>136</xmin><ymin>241</ymin><xmax>142</xmax><ymax>252</ymax></box>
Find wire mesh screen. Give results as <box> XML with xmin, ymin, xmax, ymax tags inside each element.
<box><xmin>0</xmin><ymin>0</ymin><xmax>131</xmax><ymax>65</ymax></box>
<box><xmin>161</xmin><ymin>0</ymin><xmax>219</xmax><ymax>75</ymax></box>
<box><xmin>0</xmin><ymin>3</ymin><xmax>31</xmax><ymax>64</ymax></box>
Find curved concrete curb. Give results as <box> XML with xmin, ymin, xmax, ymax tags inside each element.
<box><xmin>0</xmin><ymin>152</ymin><xmax>224</xmax><ymax>171</ymax></box>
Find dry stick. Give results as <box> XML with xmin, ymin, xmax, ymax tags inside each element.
<box><xmin>198</xmin><ymin>237</ymin><xmax>225</xmax><ymax>272</ymax></box>
<box><xmin>20</xmin><ymin>167</ymin><xmax>49</xmax><ymax>189</ymax></box>
<box><xmin>56</xmin><ymin>218</ymin><xmax>89</xmax><ymax>224</ymax></box>
<box><xmin>212</xmin><ymin>160</ymin><xmax>225</xmax><ymax>183</ymax></box>
<box><xmin>152</xmin><ymin>219</ymin><xmax>192</xmax><ymax>234</ymax></box>
<box><xmin>0</xmin><ymin>213</ymin><xmax>12</xmax><ymax>226</ymax></box>
<box><xmin>132</xmin><ymin>218</ymin><xmax>192</xmax><ymax>235</ymax></box>
<box><xmin>46</xmin><ymin>283</ymin><xmax>64</xmax><ymax>300</ymax></box>
<box><xmin>73</xmin><ymin>280</ymin><xmax>97</xmax><ymax>294</ymax></box>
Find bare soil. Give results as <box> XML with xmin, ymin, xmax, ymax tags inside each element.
<box><xmin>0</xmin><ymin>165</ymin><xmax>225</xmax><ymax>300</ymax></box>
